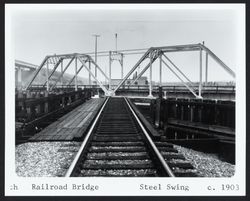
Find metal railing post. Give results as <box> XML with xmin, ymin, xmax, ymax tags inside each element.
<box><xmin>61</xmin><ymin>59</ymin><xmax>63</xmax><ymax>85</ymax></box>
<box><xmin>89</xmin><ymin>61</ymin><xmax>91</xmax><ymax>85</ymax></box>
<box><xmin>75</xmin><ymin>57</ymin><xmax>78</xmax><ymax>91</ymax></box>
<box><xmin>159</xmin><ymin>54</ymin><xmax>162</xmax><ymax>87</ymax></box>
<box><xmin>205</xmin><ymin>52</ymin><xmax>208</xmax><ymax>85</ymax></box>
<box><xmin>46</xmin><ymin>61</ymin><xmax>49</xmax><ymax>91</ymax></box>
<box><xmin>149</xmin><ymin>51</ymin><xmax>153</xmax><ymax>97</ymax></box>
<box><xmin>199</xmin><ymin>48</ymin><xmax>202</xmax><ymax>97</ymax></box>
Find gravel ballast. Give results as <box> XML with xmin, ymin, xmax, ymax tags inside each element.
<box><xmin>16</xmin><ymin>141</ymin><xmax>235</xmax><ymax>177</ymax></box>
<box><xmin>16</xmin><ymin>141</ymin><xmax>81</xmax><ymax>177</ymax></box>
<box><xmin>174</xmin><ymin>145</ymin><xmax>235</xmax><ymax>177</ymax></box>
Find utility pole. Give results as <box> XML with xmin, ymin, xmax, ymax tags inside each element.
<box><xmin>92</xmin><ymin>34</ymin><xmax>100</xmax><ymax>79</ymax></box>
<box><xmin>109</xmin><ymin>51</ymin><xmax>112</xmax><ymax>90</ymax></box>
<box><xmin>115</xmin><ymin>33</ymin><xmax>117</xmax><ymax>52</ymax></box>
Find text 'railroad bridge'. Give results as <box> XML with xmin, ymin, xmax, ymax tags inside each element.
<box><xmin>15</xmin><ymin>43</ymin><xmax>236</xmax><ymax>177</ymax></box>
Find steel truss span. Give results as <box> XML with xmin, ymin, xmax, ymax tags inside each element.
<box><xmin>25</xmin><ymin>43</ymin><xmax>235</xmax><ymax>99</ymax></box>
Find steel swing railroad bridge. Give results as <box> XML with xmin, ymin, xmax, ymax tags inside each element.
<box><xmin>15</xmin><ymin>43</ymin><xmax>236</xmax><ymax>177</ymax></box>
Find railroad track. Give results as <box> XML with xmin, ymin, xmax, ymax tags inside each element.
<box><xmin>65</xmin><ymin>97</ymin><xmax>198</xmax><ymax>177</ymax></box>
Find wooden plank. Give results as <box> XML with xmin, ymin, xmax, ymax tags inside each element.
<box><xmin>76</xmin><ymin>112</ymin><xmax>93</xmax><ymax>128</ymax></box>
<box><xmin>71</xmin><ymin>128</ymin><xmax>81</xmax><ymax>137</ymax></box>
<box><xmin>70</xmin><ymin>112</ymin><xmax>87</xmax><ymax>128</ymax></box>
<box><xmin>63</xmin><ymin>112</ymin><xmax>84</xmax><ymax>128</ymax></box>
<box><xmin>29</xmin><ymin>98</ymin><xmax>105</xmax><ymax>141</ymax></box>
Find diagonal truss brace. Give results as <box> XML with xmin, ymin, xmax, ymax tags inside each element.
<box><xmin>77</xmin><ymin>56</ymin><xmax>109</xmax><ymax>95</ymax></box>
<box><xmin>126</xmin><ymin>49</ymin><xmax>199</xmax><ymax>98</ymax></box>
<box><xmin>129</xmin><ymin>51</ymin><xmax>161</xmax><ymax>86</ymax></box>
<box><xmin>25</xmin><ymin>56</ymin><xmax>48</xmax><ymax>90</ymax></box>
<box><xmin>89</xmin><ymin>57</ymin><xmax>109</xmax><ymax>81</ymax></box>
<box><xmin>50</xmin><ymin>57</ymin><xmax>75</xmax><ymax>90</ymax></box>
<box><xmin>113</xmin><ymin>48</ymin><xmax>152</xmax><ymax>93</ymax></box>
<box><xmin>161</xmin><ymin>58</ymin><xmax>200</xmax><ymax>98</ymax></box>
<box><xmin>162</xmin><ymin>54</ymin><xmax>197</xmax><ymax>90</ymax></box>
<box><xmin>199</xmin><ymin>44</ymin><xmax>235</xmax><ymax>78</ymax></box>
<box><xmin>42</xmin><ymin>58</ymin><xmax>63</xmax><ymax>87</ymax></box>
<box><xmin>67</xmin><ymin>63</ymin><xmax>85</xmax><ymax>86</ymax></box>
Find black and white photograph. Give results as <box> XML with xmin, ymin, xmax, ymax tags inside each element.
<box><xmin>5</xmin><ymin>3</ymin><xmax>245</xmax><ymax>196</ymax></box>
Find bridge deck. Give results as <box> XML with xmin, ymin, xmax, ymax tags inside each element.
<box><xmin>30</xmin><ymin>98</ymin><xmax>105</xmax><ymax>141</ymax></box>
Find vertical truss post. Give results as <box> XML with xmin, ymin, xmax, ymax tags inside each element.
<box><xmin>199</xmin><ymin>48</ymin><xmax>202</xmax><ymax>97</ymax></box>
<box><xmin>149</xmin><ymin>51</ymin><xmax>153</xmax><ymax>97</ymax></box>
<box><xmin>89</xmin><ymin>61</ymin><xmax>91</xmax><ymax>85</ymax></box>
<box><xmin>159</xmin><ymin>54</ymin><xmax>162</xmax><ymax>87</ymax></box>
<box><xmin>205</xmin><ymin>52</ymin><xmax>208</xmax><ymax>86</ymax></box>
<box><xmin>17</xmin><ymin>67</ymin><xmax>22</xmax><ymax>88</ymax></box>
<box><xmin>75</xmin><ymin>57</ymin><xmax>78</xmax><ymax>91</ymax></box>
<box><xmin>109</xmin><ymin>51</ymin><xmax>112</xmax><ymax>90</ymax></box>
<box><xmin>95</xmin><ymin>41</ymin><xmax>97</xmax><ymax>78</ymax></box>
<box><xmin>121</xmin><ymin>53</ymin><xmax>124</xmax><ymax>79</ymax></box>
<box><xmin>46</xmin><ymin>61</ymin><xmax>49</xmax><ymax>91</ymax></box>
<box><xmin>93</xmin><ymin>35</ymin><xmax>100</xmax><ymax>79</ymax></box>
<box><xmin>60</xmin><ymin>60</ymin><xmax>63</xmax><ymax>85</ymax></box>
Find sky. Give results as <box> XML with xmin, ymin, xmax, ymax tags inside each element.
<box><xmin>11</xmin><ymin>4</ymin><xmax>244</xmax><ymax>83</ymax></box>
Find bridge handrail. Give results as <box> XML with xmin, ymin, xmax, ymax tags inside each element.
<box><xmin>21</xmin><ymin>84</ymin><xmax>235</xmax><ymax>92</ymax></box>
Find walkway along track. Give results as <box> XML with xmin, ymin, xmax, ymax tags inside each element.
<box><xmin>65</xmin><ymin>97</ymin><xmax>197</xmax><ymax>177</ymax></box>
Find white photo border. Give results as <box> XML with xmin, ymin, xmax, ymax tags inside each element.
<box><xmin>5</xmin><ymin>3</ymin><xmax>246</xmax><ymax>196</ymax></box>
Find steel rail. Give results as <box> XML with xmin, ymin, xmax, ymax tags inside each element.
<box><xmin>65</xmin><ymin>96</ymin><xmax>175</xmax><ymax>177</ymax></box>
<box><xmin>124</xmin><ymin>97</ymin><xmax>175</xmax><ymax>177</ymax></box>
<box><xmin>65</xmin><ymin>97</ymin><xmax>110</xmax><ymax>177</ymax></box>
